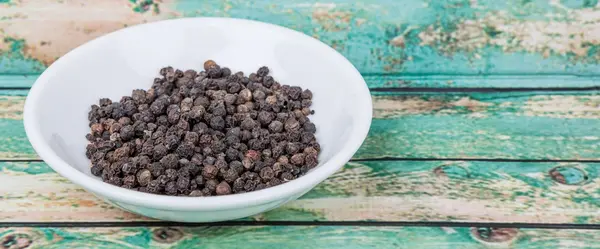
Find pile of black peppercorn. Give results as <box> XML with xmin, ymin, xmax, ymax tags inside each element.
<box><xmin>85</xmin><ymin>60</ymin><xmax>319</xmax><ymax>196</ymax></box>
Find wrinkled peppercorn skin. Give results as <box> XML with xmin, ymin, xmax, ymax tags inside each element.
<box><xmin>85</xmin><ymin>61</ymin><xmax>320</xmax><ymax>196</ymax></box>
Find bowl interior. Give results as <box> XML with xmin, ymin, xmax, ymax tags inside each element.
<box><xmin>27</xmin><ymin>18</ymin><xmax>370</xmax><ymax>186</ymax></box>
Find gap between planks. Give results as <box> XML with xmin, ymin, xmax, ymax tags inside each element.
<box><xmin>3</xmin><ymin>160</ymin><xmax>600</xmax><ymax>224</ymax></box>
<box><xmin>7</xmin><ymin>158</ymin><xmax>600</xmax><ymax>163</ymax></box>
<box><xmin>1</xmin><ymin>221</ymin><xmax>600</xmax><ymax>230</ymax></box>
<box><xmin>2</xmin><ymin>226</ymin><xmax>598</xmax><ymax>249</ymax></box>
<box><xmin>6</xmin><ymin>90</ymin><xmax>600</xmax><ymax>160</ymax></box>
<box><xmin>2</xmin><ymin>74</ymin><xmax>600</xmax><ymax>90</ymax></box>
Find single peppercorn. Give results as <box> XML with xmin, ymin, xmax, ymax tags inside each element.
<box><xmin>253</xmin><ymin>90</ymin><xmax>266</xmax><ymax>100</ymax></box>
<box><xmin>215</xmin><ymin>181</ymin><xmax>232</xmax><ymax>195</ymax></box>
<box><xmin>202</xmin><ymin>165</ymin><xmax>218</xmax><ymax>179</ymax></box>
<box><xmin>205</xmin><ymin>179</ymin><xmax>218</xmax><ymax>192</ymax></box>
<box><xmin>91</xmin><ymin>164</ymin><xmax>103</xmax><ymax>176</ymax></box>
<box><xmin>257</xmin><ymin>111</ymin><xmax>274</xmax><ymax>126</ymax></box>
<box><xmin>136</xmin><ymin>169</ymin><xmax>152</xmax><ymax>186</ymax></box>
<box><xmin>259</xmin><ymin>167</ymin><xmax>275</xmax><ymax>182</ymax></box>
<box><xmin>204</xmin><ymin>60</ymin><xmax>217</xmax><ymax>71</ymax></box>
<box><xmin>165</xmin><ymin>168</ymin><xmax>178</xmax><ymax>182</ymax></box>
<box><xmin>244</xmin><ymin>179</ymin><xmax>260</xmax><ymax>191</ymax></box>
<box><xmin>281</xmin><ymin>172</ymin><xmax>294</xmax><ymax>181</ymax></box>
<box><xmin>239</xmin><ymin>89</ymin><xmax>252</xmax><ymax>102</ymax></box>
<box><xmin>257</xmin><ymin>66</ymin><xmax>269</xmax><ymax>77</ymax></box>
<box><xmin>291</xmin><ymin>153</ymin><xmax>305</xmax><ymax>165</ymax></box>
<box><xmin>240</xmin><ymin>118</ymin><xmax>256</xmax><ymax>130</ymax></box>
<box><xmin>175</xmin><ymin>142</ymin><xmax>195</xmax><ymax>159</ymax></box>
<box><xmin>147</xmin><ymin>180</ymin><xmax>161</xmax><ymax>193</ymax></box>
<box><xmin>176</xmin><ymin>176</ymin><xmax>190</xmax><ymax>192</ymax></box>
<box><xmin>165</xmin><ymin>181</ymin><xmax>177</xmax><ymax>195</ymax></box>
<box><xmin>121</xmin><ymin>162</ymin><xmax>137</xmax><ymax>175</ymax></box>
<box><xmin>210</xmin><ymin>116</ymin><xmax>225</xmax><ymax>130</ymax></box>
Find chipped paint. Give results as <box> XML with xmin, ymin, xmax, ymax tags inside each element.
<box><xmin>0</xmin><ymin>168</ymin><xmax>147</xmax><ymax>221</ymax></box>
<box><xmin>0</xmin><ymin>0</ymin><xmax>178</xmax><ymax>65</ymax></box>
<box><xmin>523</xmin><ymin>95</ymin><xmax>600</xmax><ymax>118</ymax></box>
<box><xmin>0</xmin><ymin>96</ymin><xmax>24</xmax><ymax>120</ymax></box>
<box><xmin>372</xmin><ymin>95</ymin><xmax>491</xmax><ymax>118</ymax></box>
<box><xmin>372</xmin><ymin>96</ymin><xmax>445</xmax><ymax>117</ymax></box>
<box><xmin>373</xmin><ymin>93</ymin><xmax>600</xmax><ymax>119</ymax></box>
<box><xmin>1</xmin><ymin>0</ymin><xmax>600</xmax><ymax>75</ymax></box>
<box><xmin>389</xmin><ymin>35</ymin><xmax>405</xmax><ymax>48</ymax></box>
<box><xmin>311</xmin><ymin>5</ymin><xmax>352</xmax><ymax>32</ymax></box>
<box><xmin>4</xmin><ymin>160</ymin><xmax>600</xmax><ymax>224</ymax></box>
<box><xmin>2</xmin><ymin>226</ymin><xmax>599</xmax><ymax>248</ymax></box>
<box><xmin>418</xmin><ymin>0</ymin><xmax>600</xmax><ymax>61</ymax></box>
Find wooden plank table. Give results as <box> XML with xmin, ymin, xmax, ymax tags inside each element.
<box><xmin>2</xmin><ymin>0</ymin><xmax>600</xmax><ymax>248</ymax></box>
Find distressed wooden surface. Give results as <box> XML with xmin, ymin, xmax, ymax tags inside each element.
<box><xmin>5</xmin><ymin>74</ymin><xmax>600</xmax><ymax>89</ymax></box>
<box><xmin>3</xmin><ymin>0</ymin><xmax>600</xmax><ymax>247</ymax></box>
<box><xmin>2</xmin><ymin>0</ymin><xmax>600</xmax><ymax>87</ymax></box>
<box><xmin>3</xmin><ymin>90</ymin><xmax>600</xmax><ymax>160</ymax></box>
<box><xmin>2</xmin><ymin>226</ymin><xmax>598</xmax><ymax>249</ymax></box>
<box><xmin>2</xmin><ymin>160</ymin><xmax>600</xmax><ymax>223</ymax></box>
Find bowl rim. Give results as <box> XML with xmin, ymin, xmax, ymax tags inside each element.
<box><xmin>23</xmin><ymin>17</ymin><xmax>372</xmax><ymax>211</ymax></box>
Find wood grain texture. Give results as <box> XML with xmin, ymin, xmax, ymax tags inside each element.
<box><xmin>360</xmin><ymin>91</ymin><xmax>600</xmax><ymax>159</ymax></box>
<box><xmin>3</xmin><ymin>160</ymin><xmax>600</xmax><ymax>223</ymax></box>
<box><xmin>2</xmin><ymin>0</ymin><xmax>600</xmax><ymax>247</ymax></box>
<box><xmin>3</xmin><ymin>90</ymin><xmax>600</xmax><ymax>160</ymax></box>
<box><xmin>2</xmin><ymin>0</ymin><xmax>600</xmax><ymax>78</ymax></box>
<box><xmin>5</xmin><ymin>74</ymin><xmax>600</xmax><ymax>89</ymax></box>
<box><xmin>0</xmin><ymin>226</ymin><xmax>598</xmax><ymax>249</ymax></box>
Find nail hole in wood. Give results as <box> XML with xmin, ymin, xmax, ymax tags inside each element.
<box><xmin>471</xmin><ymin>227</ymin><xmax>519</xmax><ymax>243</ymax></box>
<box><xmin>433</xmin><ymin>165</ymin><xmax>470</xmax><ymax>178</ymax></box>
<box><xmin>152</xmin><ymin>227</ymin><xmax>184</xmax><ymax>244</ymax></box>
<box><xmin>1</xmin><ymin>234</ymin><xmax>32</xmax><ymax>249</ymax></box>
<box><xmin>549</xmin><ymin>166</ymin><xmax>588</xmax><ymax>185</ymax></box>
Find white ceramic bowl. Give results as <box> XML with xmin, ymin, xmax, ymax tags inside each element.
<box><xmin>23</xmin><ymin>17</ymin><xmax>372</xmax><ymax>222</ymax></box>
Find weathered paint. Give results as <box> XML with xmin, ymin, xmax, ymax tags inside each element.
<box><xmin>358</xmin><ymin>91</ymin><xmax>600</xmax><ymax>159</ymax></box>
<box><xmin>1</xmin><ymin>0</ymin><xmax>600</xmax><ymax>76</ymax></box>
<box><xmin>6</xmin><ymin>74</ymin><xmax>600</xmax><ymax>89</ymax></box>
<box><xmin>2</xmin><ymin>1</ymin><xmax>600</xmax><ymax>246</ymax></box>
<box><xmin>1</xmin><ymin>226</ymin><xmax>600</xmax><ymax>249</ymax></box>
<box><xmin>3</xmin><ymin>90</ymin><xmax>600</xmax><ymax>160</ymax></box>
<box><xmin>3</xmin><ymin>160</ymin><xmax>600</xmax><ymax>223</ymax></box>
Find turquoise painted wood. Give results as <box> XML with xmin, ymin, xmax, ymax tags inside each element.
<box><xmin>5</xmin><ymin>74</ymin><xmax>600</xmax><ymax>89</ymax></box>
<box><xmin>3</xmin><ymin>226</ymin><xmax>598</xmax><ymax>249</ymax></box>
<box><xmin>2</xmin><ymin>0</ymin><xmax>600</xmax><ymax>78</ymax></box>
<box><xmin>2</xmin><ymin>160</ymin><xmax>600</xmax><ymax>223</ymax></box>
<box><xmin>3</xmin><ymin>89</ymin><xmax>600</xmax><ymax>160</ymax></box>
<box><xmin>173</xmin><ymin>0</ymin><xmax>600</xmax><ymax>75</ymax></box>
<box><xmin>2</xmin><ymin>0</ymin><xmax>600</xmax><ymax>248</ymax></box>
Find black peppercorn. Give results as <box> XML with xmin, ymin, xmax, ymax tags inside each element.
<box><xmin>160</xmin><ymin>154</ymin><xmax>179</xmax><ymax>169</ymax></box>
<box><xmin>215</xmin><ymin>181</ymin><xmax>232</xmax><ymax>195</ymax></box>
<box><xmin>91</xmin><ymin>164</ymin><xmax>103</xmax><ymax>176</ymax></box>
<box><xmin>240</xmin><ymin>118</ymin><xmax>256</xmax><ymax>130</ymax></box>
<box><xmin>291</xmin><ymin>153</ymin><xmax>305</xmax><ymax>165</ymax></box>
<box><xmin>210</xmin><ymin>116</ymin><xmax>225</xmax><ymax>130</ymax></box>
<box><xmin>176</xmin><ymin>176</ymin><xmax>190</xmax><ymax>192</ymax></box>
<box><xmin>257</xmin><ymin>66</ymin><xmax>269</xmax><ymax>77</ymax></box>
<box><xmin>268</xmin><ymin>121</ymin><xmax>283</xmax><ymax>133</ymax></box>
<box><xmin>259</xmin><ymin>166</ymin><xmax>275</xmax><ymax>182</ymax></box>
<box><xmin>137</xmin><ymin>169</ymin><xmax>152</xmax><ymax>186</ymax></box>
<box><xmin>257</xmin><ymin>111</ymin><xmax>274</xmax><ymax>126</ymax></box>
<box><xmin>165</xmin><ymin>168</ymin><xmax>178</xmax><ymax>181</ymax></box>
<box><xmin>165</xmin><ymin>181</ymin><xmax>177</xmax><ymax>195</ymax></box>
<box><xmin>202</xmin><ymin>165</ymin><xmax>218</xmax><ymax>179</ymax></box>
<box><xmin>87</xmin><ymin>61</ymin><xmax>320</xmax><ymax>196</ymax></box>
<box><xmin>205</xmin><ymin>179</ymin><xmax>218</xmax><ymax>192</ymax></box>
